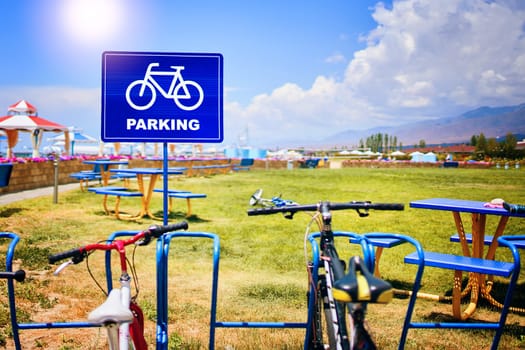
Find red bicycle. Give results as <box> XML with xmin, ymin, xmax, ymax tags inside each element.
<box><xmin>49</xmin><ymin>221</ymin><xmax>188</xmax><ymax>350</ymax></box>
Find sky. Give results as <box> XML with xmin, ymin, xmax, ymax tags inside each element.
<box><xmin>0</xmin><ymin>0</ymin><xmax>524</xmax><ymax>151</ymax></box>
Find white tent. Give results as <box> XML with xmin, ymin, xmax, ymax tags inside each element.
<box><xmin>49</xmin><ymin>127</ymin><xmax>98</xmax><ymax>155</ymax></box>
<box><xmin>423</xmin><ymin>152</ymin><xmax>437</xmax><ymax>163</ymax></box>
<box><xmin>410</xmin><ymin>151</ymin><xmax>425</xmax><ymax>162</ymax></box>
<box><xmin>391</xmin><ymin>150</ymin><xmax>406</xmax><ymax>156</ymax></box>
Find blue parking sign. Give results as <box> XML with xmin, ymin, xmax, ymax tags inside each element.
<box><xmin>102</xmin><ymin>51</ymin><xmax>223</xmax><ymax>142</ymax></box>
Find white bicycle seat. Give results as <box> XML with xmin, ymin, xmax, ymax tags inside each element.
<box><xmin>88</xmin><ymin>288</ymin><xmax>134</xmax><ymax>325</ymax></box>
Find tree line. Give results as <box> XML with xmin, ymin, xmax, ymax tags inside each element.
<box><xmin>358</xmin><ymin>133</ymin><xmax>403</xmax><ymax>153</ymax></box>
<box><xmin>470</xmin><ymin>132</ymin><xmax>523</xmax><ymax>160</ymax></box>
<box><xmin>356</xmin><ymin>132</ymin><xmax>523</xmax><ymax>160</ymax></box>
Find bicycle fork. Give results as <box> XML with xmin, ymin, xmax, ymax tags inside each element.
<box><xmin>119</xmin><ymin>274</ymin><xmax>132</xmax><ymax>350</ymax></box>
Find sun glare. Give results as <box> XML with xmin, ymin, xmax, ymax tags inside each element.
<box><xmin>60</xmin><ymin>0</ymin><xmax>123</xmax><ymax>45</ymax></box>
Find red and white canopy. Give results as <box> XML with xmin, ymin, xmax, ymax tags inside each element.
<box><xmin>0</xmin><ymin>114</ymin><xmax>67</xmax><ymax>132</ymax></box>
<box><xmin>8</xmin><ymin>100</ymin><xmax>38</xmax><ymax>115</ymax></box>
<box><xmin>1</xmin><ymin>100</ymin><xmax>68</xmax><ymax>157</ymax></box>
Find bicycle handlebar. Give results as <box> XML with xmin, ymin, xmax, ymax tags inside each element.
<box><xmin>503</xmin><ymin>202</ymin><xmax>525</xmax><ymax>214</ymax></box>
<box><xmin>247</xmin><ymin>201</ymin><xmax>404</xmax><ymax>216</ymax></box>
<box><xmin>148</xmin><ymin>221</ymin><xmax>189</xmax><ymax>236</ymax></box>
<box><xmin>48</xmin><ymin>221</ymin><xmax>189</xmax><ymax>264</ymax></box>
<box><xmin>0</xmin><ymin>270</ymin><xmax>26</xmax><ymax>282</ymax></box>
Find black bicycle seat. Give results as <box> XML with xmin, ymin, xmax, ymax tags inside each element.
<box><xmin>332</xmin><ymin>256</ymin><xmax>393</xmax><ymax>304</ymax></box>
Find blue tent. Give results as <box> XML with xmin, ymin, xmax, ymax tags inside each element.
<box><xmin>50</xmin><ymin>130</ymin><xmax>98</xmax><ymax>155</ymax></box>
<box><xmin>423</xmin><ymin>152</ymin><xmax>437</xmax><ymax>163</ymax></box>
<box><xmin>410</xmin><ymin>151</ymin><xmax>424</xmax><ymax>162</ymax></box>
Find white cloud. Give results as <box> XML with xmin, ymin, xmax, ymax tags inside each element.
<box><xmin>3</xmin><ymin>1</ymin><xmax>524</xmax><ymax>149</ymax></box>
<box><xmin>346</xmin><ymin>0</ymin><xmax>525</xmax><ymax>110</ymax></box>
<box><xmin>325</xmin><ymin>53</ymin><xmax>346</xmax><ymax>64</ymax></box>
<box><xmin>225</xmin><ymin>0</ymin><xmax>525</xmax><ymax>147</ymax></box>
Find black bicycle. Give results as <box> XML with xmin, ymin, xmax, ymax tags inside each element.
<box><xmin>248</xmin><ymin>190</ymin><xmax>404</xmax><ymax>350</ymax></box>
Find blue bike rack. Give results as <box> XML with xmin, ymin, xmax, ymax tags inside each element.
<box><xmin>1</xmin><ymin>232</ymin><xmax>100</xmax><ymax>350</ymax></box>
<box><xmin>355</xmin><ymin>233</ymin><xmax>425</xmax><ymax>350</ymax></box>
<box><xmin>3</xmin><ymin>229</ymin><xmax>423</xmax><ymax>350</ymax></box>
<box><xmin>2</xmin><ymin>232</ymin><xmax>23</xmax><ymax>350</ymax></box>
<box><xmin>156</xmin><ymin>231</ymin><xmax>220</xmax><ymax>350</ymax></box>
<box><xmin>307</xmin><ymin>231</ymin><xmax>425</xmax><ymax>350</ymax></box>
<box><xmin>210</xmin><ymin>231</ymin><xmax>375</xmax><ymax>350</ymax></box>
<box><xmin>100</xmin><ymin>230</ymin><xmax>222</xmax><ymax>350</ymax></box>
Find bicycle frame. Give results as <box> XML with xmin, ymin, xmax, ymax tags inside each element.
<box><xmin>104</xmin><ymin>239</ymin><xmax>139</xmax><ymax>350</ymax></box>
<box><xmin>50</xmin><ymin>232</ymin><xmax>148</xmax><ymax>349</ymax></box>
<box><xmin>248</xmin><ymin>197</ymin><xmax>407</xmax><ymax>350</ymax></box>
<box><xmin>46</xmin><ymin>222</ymin><xmax>188</xmax><ymax>349</ymax></box>
<box><xmin>306</xmin><ymin>203</ymin><xmax>375</xmax><ymax>350</ymax></box>
<box><xmin>140</xmin><ymin>63</ymin><xmax>186</xmax><ymax>99</ymax></box>
<box><xmin>126</xmin><ymin>62</ymin><xmax>203</xmax><ymax>111</ymax></box>
<box><xmin>306</xmin><ymin>231</ymin><xmax>378</xmax><ymax>350</ymax></box>
<box><xmin>104</xmin><ymin>229</ymin><xmax>221</xmax><ymax>350</ymax></box>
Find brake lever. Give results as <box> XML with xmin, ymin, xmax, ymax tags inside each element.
<box><xmin>54</xmin><ymin>260</ymin><xmax>74</xmax><ymax>276</ymax></box>
<box><xmin>283</xmin><ymin>212</ymin><xmax>295</xmax><ymax>220</ymax></box>
<box><xmin>136</xmin><ymin>235</ymin><xmax>151</xmax><ymax>246</ymax></box>
<box><xmin>356</xmin><ymin>209</ymin><xmax>370</xmax><ymax>217</ymax></box>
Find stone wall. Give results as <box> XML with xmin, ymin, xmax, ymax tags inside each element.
<box><xmin>0</xmin><ymin>159</ymin><xmax>93</xmax><ymax>194</ymax></box>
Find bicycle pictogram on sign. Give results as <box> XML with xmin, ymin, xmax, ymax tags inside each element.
<box><xmin>125</xmin><ymin>62</ymin><xmax>204</xmax><ymax>111</ymax></box>
<box><xmin>102</xmin><ymin>51</ymin><xmax>223</xmax><ymax>143</ymax></box>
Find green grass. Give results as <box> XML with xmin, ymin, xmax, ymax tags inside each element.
<box><xmin>0</xmin><ymin>166</ymin><xmax>524</xmax><ymax>349</ymax></box>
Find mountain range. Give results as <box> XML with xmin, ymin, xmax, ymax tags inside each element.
<box><xmin>326</xmin><ymin>102</ymin><xmax>525</xmax><ymax>147</ymax></box>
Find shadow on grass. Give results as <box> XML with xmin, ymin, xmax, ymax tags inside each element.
<box><xmin>153</xmin><ymin>210</ymin><xmax>211</xmax><ymax>223</ymax></box>
<box><xmin>391</xmin><ymin>278</ymin><xmax>525</xmax><ymax>311</ymax></box>
<box><xmin>390</xmin><ymin>276</ymin><xmax>525</xmax><ymax>339</ymax></box>
<box><xmin>0</xmin><ymin>207</ymin><xmax>23</xmax><ymax>217</ymax></box>
<box><xmin>91</xmin><ymin>209</ymin><xmax>210</xmax><ymax>224</ymax></box>
<box><xmin>420</xmin><ymin>312</ymin><xmax>525</xmax><ymax>341</ymax></box>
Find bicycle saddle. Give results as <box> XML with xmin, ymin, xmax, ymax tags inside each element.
<box><xmin>88</xmin><ymin>288</ymin><xmax>134</xmax><ymax>325</ymax></box>
<box><xmin>332</xmin><ymin>256</ymin><xmax>393</xmax><ymax>304</ymax></box>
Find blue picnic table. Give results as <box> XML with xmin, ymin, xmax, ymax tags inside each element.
<box><xmin>409</xmin><ymin>198</ymin><xmax>524</xmax><ymax>319</ymax></box>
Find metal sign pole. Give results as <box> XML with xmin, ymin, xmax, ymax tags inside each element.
<box><xmin>162</xmin><ymin>142</ymin><xmax>169</xmax><ymax>224</ymax></box>
<box><xmin>53</xmin><ymin>157</ymin><xmax>59</xmax><ymax>204</ymax></box>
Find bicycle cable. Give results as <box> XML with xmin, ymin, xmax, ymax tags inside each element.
<box><xmin>85</xmin><ymin>249</ymin><xmax>109</xmax><ymax>296</ymax></box>
<box><xmin>303</xmin><ymin>212</ymin><xmax>320</xmax><ymax>273</ymax></box>
<box><xmin>129</xmin><ymin>244</ymin><xmax>140</xmax><ymax>300</ymax></box>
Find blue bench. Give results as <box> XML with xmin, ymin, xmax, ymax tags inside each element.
<box><xmin>110</xmin><ymin>171</ymin><xmax>136</xmax><ymax>187</ymax></box>
<box><xmin>153</xmin><ymin>188</ymin><xmax>191</xmax><ymax>194</ymax></box>
<box><xmin>450</xmin><ymin>233</ymin><xmax>525</xmax><ymax>249</ymax></box>
<box><xmin>168</xmin><ymin>192</ymin><xmax>207</xmax><ymax>217</ymax></box>
<box><xmin>443</xmin><ymin>161</ymin><xmax>459</xmax><ymax>168</ymax></box>
<box><xmin>92</xmin><ymin>188</ymin><xmax>143</xmax><ymax>220</ymax></box>
<box><xmin>404</xmin><ymin>251</ymin><xmax>515</xmax><ymax>275</ymax></box>
<box><xmin>401</xmin><ymin>238</ymin><xmax>521</xmax><ymax>350</ymax></box>
<box><xmin>232</xmin><ymin>158</ymin><xmax>254</xmax><ymax>171</ymax></box>
<box><xmin>300</xmin><ymin>158</ymin><xmax>320</xmax><ymax>169</ymax></box>
<box><xmin>88</xmin><ymin>186</ymin><xmax>127</xmax><ymax>193</ymax></box>
<box><xmin>0</xmin><ymin>164</ymin><xmax>13</xmax><ymax>188</ymax></box>
<box><xmin>450</xmin><ymin>233</ymin><xmax>493</xmax><ymax>246</ymax></box>
<box><xmin>350</xmin><ymin>233</ymin><xmax>406</xmax><ymax>277</ymax></box>
<box><xmin>70</xmin><ymin>171</ymin><xmax>101</xmax><ymax>191</ymax></box>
